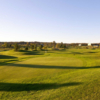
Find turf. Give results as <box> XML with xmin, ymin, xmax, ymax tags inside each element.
<box><xmin>0</xmin><ymin>49</ymin><xmax>100</xmax><ymax>100</ymax></box>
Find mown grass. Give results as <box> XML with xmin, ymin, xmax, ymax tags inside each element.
<box><xmin>0</xmin><ymin>48</ymin><xmax>100</xmax><ymax>100</ymax></box>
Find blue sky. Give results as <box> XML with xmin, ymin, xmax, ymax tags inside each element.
<box><xmin>0</xmin><ymin>0</ymin><xmax>100</xmax><ymax>43</ymax></box>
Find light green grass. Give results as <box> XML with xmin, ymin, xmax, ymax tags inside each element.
<box><xmin>0</xmin><ymin>48</ymin><xmax>100</xmax><ymax>100</ymax></box>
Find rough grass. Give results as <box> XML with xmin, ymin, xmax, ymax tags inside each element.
<box><xmin>0</xmin><ymin>48</ymin><xmax>100</xmax><ymax>100</ymax></box>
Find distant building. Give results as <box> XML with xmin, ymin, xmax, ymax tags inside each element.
<box><xmin>81</xmin><ymin>43</ymin><xmax>88</xmax><ymax>46</ymax></box>
<box><xmin>91</xmin><ymin>43</ymin><xmax>99</xmax><ymax>47</ymax></box>
<box><xmin>88</xmin><ymin>43</ymin><xmax>91</xmax><ymax>46</ymax></box>
<box><xmin>78</xmin><ymin>43</ymin><xmax>88</xmax><ymax>46</ymax></box>
<box><xmin>79</xmin><ymin>44</ymin><xmax>81</xmax><ymax>46</ymax></box>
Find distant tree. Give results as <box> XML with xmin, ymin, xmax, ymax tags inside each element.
<box><xmin>3</xmin><ymin>42</ymin><xmax>8</xmax><ymax>48</ymax></box>
<box><xmin>9</xmin><ymin>44</ymin><xmax>12</xmax><ymax>48</ymax></box>
<box><xmin>25</xmin><ymin>42</ymin><xmax>29</xmax><ymax>48</ymax></box>
<box><xmin>30</xmin><ymin>44</ymin><xmax>34</xmax><ymax>51</ymax></box>
<box><xmin>14</xmin><ymin>43</ymin><xmax>19</xmax><ymax>51</ymax></box>
<box><xmin>44</xmin><ymin>43</ymin><xmax>47</xmax><ymax>46</ymax></box>
<box><xmin>59</xmin><ymin>42</ymin><xmax>63</xmax><ymax>48</ymax></box>
<box><xmin>49</xmin><ymin>42</ymin><xmax>53</xmax><ymax>48</ymax></box>
<box><xmin>56</xmin><ymin>43</ymin><xmax>59</xmax><ymax>48</ymax></box>
<box><xmin>53</xmin><ymin>41</ymin><xmax>56</xmax><ymax>48</ymax></box>
<box><xmin>1</xmin><ymin>44</ymin><xmax>5</xmax><ymax>48</ymax></box>
<box><xmin>39</xmin><ymin>45</ymin><xmax>43</xmax><ymax>50</ymax></box>
<box><xmin>26</xmin><ymin>42</ymin><xmax>29</xmax><ymax>46</ymax></box>
<box><xmin>43</xmin><ymin>46</ymin><xmax>47</xmax><ymax>50</ymax></box>
<box><xmin>25</xmin><ymin>46</ymin><xmax>28</xmax><ymax>51</ymax></box>
<box><xmin>34</xmin><ymin>44</ymin><xmax>37</xmax><ymax>51</ymax></box>
<box><xmin>63</xmin><ymin>44</ymin><xmax>66</xmax><ymax>48</ymax></box>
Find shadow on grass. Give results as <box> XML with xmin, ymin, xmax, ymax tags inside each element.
<box><xmin>0</xmin><ymin>82</ymin><xmax>82</xmax><ymax>91</ymax></box>
<box><xmin>60</xmin><ymin>49</ymin><xmax>66</xmax><ymax>51</ymax></box>
<box><xmin>71</xmin><ymin>52</ymin><xmax>83</xmax><ymax>54</ymax></box>
<box><xmin>2</xmin><ymin>50</ymin><xmax>8</xmax><ymax>51</ymax></box>
<box><xmin>0</xmin><ymin>55</ymin><xmax>17</xmax><ymax>59</ymax></box>
<box><xmin>7</xmin><ymin>64</ymin><xmax>100</xmax><ymax>69</ymax></box>
<box><xmin>0</xmin><ymin>60</ymin><xmax>18</xmax><ymax>65</ymax></box>
<box><xmin>19</xmin><ymin>50</ymin><xmax>44</xmax><ymax>55</ymax></box>
<box><xmin>87</xmin><ymin>52</ymin><xmax>98</xmax><ymax>53</ymax></box>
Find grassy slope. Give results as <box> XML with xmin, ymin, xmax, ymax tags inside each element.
<box><xmin>0</xmin><ymin>49</ymin><xmax>100</xmax><ymax>100</ymax></box>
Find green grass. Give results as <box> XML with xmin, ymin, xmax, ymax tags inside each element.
<box><xmin>0</xmin><ymin>48</ymin><xmax>100</xmax><ymax>100</ymax></box>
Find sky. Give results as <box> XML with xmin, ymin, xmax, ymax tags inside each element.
<box><xmin>0</xmin><ymin>0</ymin><xmax>100</xmax><ymax>43</ymax></box>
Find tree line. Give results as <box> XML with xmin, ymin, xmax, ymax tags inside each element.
<box><xmin>0</xmin><ymin>42</ymin><xmax>100</xmax><ymax>51</ymax></box>
<box><xmin>0</xmin><ymin>41</ymin><xmax>67</xmax><ymax>51</ymax></box>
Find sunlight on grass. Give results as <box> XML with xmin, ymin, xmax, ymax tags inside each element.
<box><xmin>0</xmin><ymin>49</ymin><xmax>100</xmax><ymax>100</ymax></box>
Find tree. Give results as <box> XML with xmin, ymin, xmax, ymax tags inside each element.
<box><xmin>56</xmin><ymin>43</ymin><xmax>59</xmax><ymax>48</ymax></box>
<box><xmin>59</xmin><ymin>42</ymin><xmax>63</xmax><ymax>48</ymax></box>
<box><xmin>34</xmin><ymin>44</ymin><xmax>37</xmax><ymax>51</ymax></box>
<box><xmin>53</xmin><ymin>41</ymin><xmax>56</xmax><ymax>48</ymax></box>
<box><xmin>25</xmin><ymin>46</ymin><xmax>28</xmax><ymax>51</ymax></box>
<box><xmin>9</xmin><ymin>44</ymin><xmax>12</xmax><ymax>48</ymax></box>
<box><xmin>49</xmin><ymin>42</ymin><xmax>53</xmax><ymax>48</ymax></box>
<box><xmin>39</xmin><ymin>45</ymin><xmax>43</xmax><ymax>50</ymax></box>
<box><xmin>26</xmin><ymin>42</ymin><xmax>29</xmax><ymax>46</ymax></box>
<box><xmin>30</xmin><ymin>44</ymin><xmax>34</xmax><ymax>51</ymax></box>
<box><xmin>63</xmin><ymin>44</ymin><xmax>66</xmax><ymax>48</ymax></box>
<box><xmin>4</xmin><ymin>42</ymin><xmax>8</xmax><ymax>48</ymax></box>
<box><xmin>14</xmin><ymin>43</ymin><xmax>19</xmax><ymax>51</ymax></box>
<box><xmin>43</xmin><ymin>46</ymin><xmax>47</xmax><ymax>50</ymax></box>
